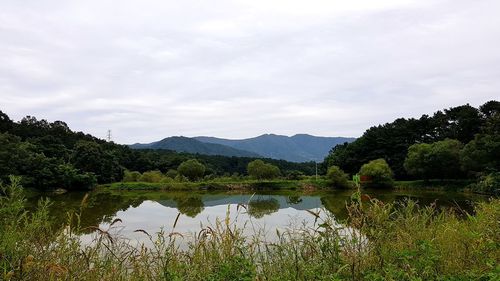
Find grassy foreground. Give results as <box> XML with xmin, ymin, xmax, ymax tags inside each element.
<box><xmin>1</xmin><ymin>177</ymin><xmax>499</xmax><ymax>281</ymax></box>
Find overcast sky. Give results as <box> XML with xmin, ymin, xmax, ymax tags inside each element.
<box><xmin>1</xmin><ymin>0</ymin><xmax>499</xmax><ymax>143</ymax></box>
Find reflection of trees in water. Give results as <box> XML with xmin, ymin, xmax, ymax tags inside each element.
<box><xmin>248</xmin><ymin>198</ymin><xmax>280</xmax><ymax>219</ymax></box>
<box><xmin>286</xmin><ymin>195</ymin><xmax>302</xmax><ymax>205</ymax></box>
<box><xmin>175</xmin><ymin>196</ymin><xmax>204</xmax><ymax>218</ymax></box>
<box><xmin>320</xmin><ymin>196</ymin><xmax>349</xmax><ymax>221</ymax></box>
<box><xmin>27</xmin><ymin>191</ymin><xmax>146</xmax><ymax>234</ymax></box>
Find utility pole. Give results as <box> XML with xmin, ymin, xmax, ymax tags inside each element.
<box><xmin>106</xmin><ymin>129</ymin><xmax>112</xmax><ymax>142</ymax></box>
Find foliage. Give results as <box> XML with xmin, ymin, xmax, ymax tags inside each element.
<box><xmin>285</xmin><ymin>170</ymin><xmax>304</xmax><ymax>180</ymax></box>
<box><xmin>247</xmin><ymin>198</ymin><xmax>280</xmax><ymax>218</ymax></box>
<box><xmin>325</xmin><ymin>101</ymin><xmax>499</xmax><ymax>179</ymax></box>
<box><xmin>461</xmin><ymin>133</ymin><xmax>500</xmax><ymax>175</ymax></box>
<box><xmin>71</xmin><ymin>140</ymin><xmax>124</xmax><ymax>183</ymax></box>
<box><xmin>177</xmin><ymin>159</ymin><xmax>206</xmax><ymax>181</ymax></box>
<box><xmin>0</xmin><ymin>111</ymin><xmax>315</xmax><ymax>190</ymax></box>
<box><xmin>326</xmin><ymin>165</ymin><xmax>352</xmax><ymax>188</ymax></box>
<box><xmin>122</xmin><ymin>170</ymin><xmax>142</xmax><ymax>182</ymax></box>
<box><xmin>175</xmin><ymin>196</ymin><xmax>204</xmax><ymax>217</ymax></box>
<box><xmin>404</xmin><ymin>139</ymin><xmax>463</xmax><ymax>180</ymax></box>
<box><xmin>56</xmin><ymin>164</ymin><xmax>97</xmax><ymax>190</ymax></box>
<box><xmin>359</xmin><ymin>159</ymin><xmax>394</xmax><ymax>187</ymax></box>
<box><xmin>247</xmin><ymin>160</ymin><xmax>281</xmax><ymax>180</ymax></box>
<box><xmin>165</xmin><ymin>169</ymin><xmax>178</xmax><ymax>179</ymax></box>
<box><xmin>139</xmin><ymin>170</ymin><xmax>164</xmax><ymax>183</ymax></box>
<box><xmin>468</xmin><ymin>172</ymin><xmax>500</xmax><ymax>195</ymax></box>
<box><xmin>1</xmin><ymin>179</ymin><xmax>498</xmax><ymax>280</ymax></box>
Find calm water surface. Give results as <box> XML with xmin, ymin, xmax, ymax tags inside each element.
<box><xmin>27</xmin><ymin>189</ymin><xmax>487</xmax><ymax>244</ymax></box>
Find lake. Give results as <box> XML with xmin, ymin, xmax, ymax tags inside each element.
<box><xmin>27</xmin><ymin>189</ymin><xmax>487</xmax><ymax>245</ymax></box>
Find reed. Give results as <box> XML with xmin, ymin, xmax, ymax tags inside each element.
<box><xmin>1</xmin><ymin>176</ymin><xmax>498</xmax><ymax>280</ymax></box>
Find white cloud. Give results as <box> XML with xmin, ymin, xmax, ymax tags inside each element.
<box><xmin>0</xmin><ymin>0</ymin><xmax>499</xmax><ymax>143</ymax></box>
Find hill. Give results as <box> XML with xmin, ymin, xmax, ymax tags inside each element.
<box><xmin>130</xmin><ymin>136</ymin><xmax>261</xmax><ymax>158</ymax></box>
<box><xmin>194</xmin><ymin>134</ymin><xmax>355</xmax><ymax>162</ymax></box>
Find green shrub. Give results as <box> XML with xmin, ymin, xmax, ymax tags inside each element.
<box><xmin>177</xmin><ymin>159</ymin><xmax>205</xmax><ymax>181</ymax></box>
<box><xmin>122</xmin><ymin>170</ymin><xmax>141</xmax><ymax>182</ymax></box>
<box><xmin>247</xmin><ymin>160</ymin><xmax>280</xmax><ymax>180</ymax></box>
<box><xmin>470</xmin><ymin>172</ymin><xmax>500</xmax><ymax>194</ymax></box>
<box><xmin>359</xmin><ymin>158</ymin><xmax>394</xmax><ymax>187</ymax></box>
<box><xmin>326</xmin><ymin>166</ymin><xmax>352</xmax><ymax>188</ymax></box>
<box><xmin>165</xmin><ymin>169</ymin><xmax>178</xmax><ymax>179</ymax></box>
<box><xmin>139</xmin><ymin>170</ymin><xmax>164</xmax><ymax>183</ymax></box>
<box><xmin>285</xmin><ymin>170</ymin><xmax>304</xmax><ymax>180</ymax></box>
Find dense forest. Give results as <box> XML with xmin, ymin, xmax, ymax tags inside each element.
<box><xmin>325</xmin><ymin>101</ymin><xmax>499</xmax><ymax>184</ymax></box>
<box><xmin>1</xmin><ymin>101</ymin><xmax>498</xmax><ymax>192</ymax></box>
<box><xmin>0</xmin><ymin>111</ymin><xmax>315</xmax><ymax>191</ymax></box>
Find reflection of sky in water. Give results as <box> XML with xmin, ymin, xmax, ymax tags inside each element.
<box><xmin>76</xmin><ymin>190</ymin><xmax>485</xmax><ymax>247</ymax></box>
<box><xmin>80</xmin><ymin>200</ymin><xmax>329</xmax><ymax>247</ymax></box>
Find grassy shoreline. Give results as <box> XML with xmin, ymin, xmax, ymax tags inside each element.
<box><xmin>101</xmin><ymin>178</ymin><xmax>330</xmax><ymax>191</ymax></box>
<box><xmin>1</xmin><ymin>178</ymin><xmax>498</xmax><ymax>281</ymax></box>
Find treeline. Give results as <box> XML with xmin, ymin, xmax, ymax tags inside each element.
<box><xmin>325</xmin><ymin>101</ymin><xmax>499</xmax><ymax>190</ymax></box>
<box><xmin>0</xmin><ymin>111</ymin><xmax>315</xmax><ymax>191</ymax></box>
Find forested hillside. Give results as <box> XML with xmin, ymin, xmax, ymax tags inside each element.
<box><xmin>0</xmin><ymin>111</ymin><xmax>315</xmax><ymax>190</ymax></box>
<box><xmin>325</xmin><ymin>101</ymin><xmax>499</xmax><ymax>181</ymax></box>
<box><xmin>130</xmin><ymin>136</ymin><xmax>261</xmax><ymax>157</ymax></box>
<box><xmin>195</xmin><ymin>134</ymin><xmax>355</xmax><ymax>162</ymax></box>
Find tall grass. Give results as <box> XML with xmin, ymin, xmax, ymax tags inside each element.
<box><xmin>1</xmin><ymin>176</ymin><xmax>498</xmax><ymax>280</ymax></box>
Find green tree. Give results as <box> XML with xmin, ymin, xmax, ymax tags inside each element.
<box><xmin>324</xmin><ymin>102</ymin><xmax>495</xmax><ymax>179</ymax></box>
<box><xmin>326</xmin><ymin>166</ymin><xmax>352</xmax><ymax>188</ymax></box>
<box><xmin>0</xmin><ymin>110</ymin><xmax>13</xmax><ymax>133</ymax></box>
<box><xmin>461</xmin><ymin>134</ymin><xmax>500</xmax><ymax>175</ymax></box>
<box><xmin>359</xmin><ymin>159</ymin><xmax>394</xmax><ymax>187</ymax></box>
<box><xmin>0</xmin><ymin>133</ymin><xmax>32</xmax><ymax>181</ymax></box>
<box><xmin>71</xmin><ymin>141</ymin><xmax>124</xmax><ymax>183</ymax></box>
<box><xmin>177</xmin><ymin>159</ymin><xmax>205</xmax><ymax>181</ymax></box>
<box><xmin>404</xmin><ymin>139</ymin><xmax>463</xmax><ymax>180</ymax></box>
<box><xmin>57</xmin><ymin>163</ymin><xmax>97</xmax><ymax>190</ymax></box>
<box><xmin>247</xmin><ymin>160</ymin><xmax>280</xmax><ymax>180</ymax></box>
<box><xmin>139</xmin><ymin>170</ymin><xmax>164</xmax><ymax>183</ymax></box>
<box><xmin>404</xmin><ymin>143</ymin><xmax>432</xmax><ymax>179</ymax></box>
<box><xmin>123</xmin><ymin>170</ymin><xmax>142</xmax><ymax>182</ymax></box>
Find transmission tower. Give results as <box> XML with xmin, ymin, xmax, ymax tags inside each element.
<box><xmin>106</xmin><ymin>129</ymin><xmax>112</xmax><ymax>142</ymax></box>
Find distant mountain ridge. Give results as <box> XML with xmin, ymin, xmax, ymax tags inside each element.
<box><xmin>129</xmin><ymin>136</ymin><xmax>261</xmax><ymax>158</ymax></box>
<box><xmin>130</xmin><ymin>134</ymin><xmax>355</xmax><ymax>162</ymax></box>
<box><xmin>195</xmin><ymin>134</ymin><xmax>355</xmax><ymax>162</ymax></box>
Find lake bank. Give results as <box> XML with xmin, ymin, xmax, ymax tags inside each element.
<box><xmin>99</xmin><ymin>178</ymin><xmax>490</xmax><ymax>194</ymax></box>
<box><xmin>4</xmin><ymin>179</ymin><xmax>498</xmax><ymax>280</ymax></box>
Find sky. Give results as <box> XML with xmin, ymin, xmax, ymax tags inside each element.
<box><xmin>1</xmin><ymin>0</ymin><xmax>499</xmax><ymax>144</ymax></box>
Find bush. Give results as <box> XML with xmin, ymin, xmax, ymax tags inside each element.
<box><xmin>139</xmin><ymin>170</ymin><xmax>164</xmax><ymax>183</ymax></box>
<box><xmin>469</xmin><ymin>172</ymin><xmax>500</xmax><ymax>195</ymax></box>
<box><xmin>247</xmin><ymin>160</ymin><xmax>280</xmax><ymax>180</ymax></box>
<box><xmin>285</xmin><ymin>170</ymin><xmax>304</xmax><ymax>180</ymax></box>
<box><xmin>326</xmin><ymin>166</ymin><xmax>352</xmax><ymax>189</ymax></box>
<box><xmin>165</xmin><ymin>169</ymin><xmax>178</xmax><ymax>179</ymax></box>
<box><xmin>359</xmin><ymin>158</ymin><xmax>394</xmax><ymax>187</ymax></box>
<box><xmin>57</xmin><ymin>163</ymin><xmax>97</xmax><ymax>190</ymax></box>
<box><xmin>177</xmin><ymin>159</ymin><xmax>205</xmax><ymax>181</ymax></box>
<box><xmin>122</xmin><ymin>170</ymin><xmax>141</xmax><ymax>182</ymax></box>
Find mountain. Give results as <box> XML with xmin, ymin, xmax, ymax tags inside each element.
<box><xmin>129</xmin><ymin>136</ymin><xmax>261</xmax><ymax>158</ymax></box>
<box><xmin>194</xmin><ymin>134</ymin><xmax>355</xmax><ymax>162</ymax></box>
